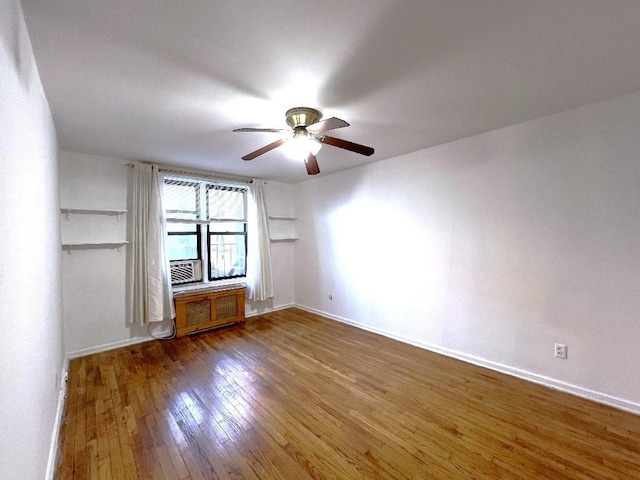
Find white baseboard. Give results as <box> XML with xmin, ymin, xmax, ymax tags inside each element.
<box><xmin>246</xmin><ymin>302</ymin><xmax>295</xmax><ymax>318</ymax></box>
<box><xmin>45</xmin><ymin>357</ymin><xmax>70</xmax><ymax>480</ymax></box>
<box><xmin>66</xmin><ymin>335</ymin><xmax>157</xmax><ymax>359</ymax></box>
<box><xmin>296</xmin><ymin>304</ymin><xmax>640</xmax><ymax>416</ymax></box>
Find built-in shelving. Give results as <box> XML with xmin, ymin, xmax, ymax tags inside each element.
<box><xmin>60</xmin><ymin>208</ymin><xmax>129</xmax><ymax>252</ymax></box>
<box><xmin>268</xmin><ymin>215</ymin><xmax>298</xmax><ymax>242</ymax></box>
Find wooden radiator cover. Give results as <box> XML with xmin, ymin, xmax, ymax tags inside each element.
<box><xmin>174</xmin><ymin>286</ymin><xmax>245</xmax><ymax>337</ymax></box>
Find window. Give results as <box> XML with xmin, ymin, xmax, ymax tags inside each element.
<box><xmin>163</xmin><ymin>175</ymin><xmax>248</xmax><ymax>287</ymax></box>
<box><xmin>166</xmin><ymin>223</ymin><xmax>200</xmax><ymax>261</ymax></box>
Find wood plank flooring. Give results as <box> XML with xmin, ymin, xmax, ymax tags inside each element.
<box><xmin>56</xmin><ymin>308</ymin><xmax>640</xmax><ymax>479</ymax></box>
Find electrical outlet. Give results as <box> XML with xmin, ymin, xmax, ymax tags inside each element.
<box><xmin>554</xmin><ymin>343</ymin><xmax>568</xmax><ymax>359</ymax></box>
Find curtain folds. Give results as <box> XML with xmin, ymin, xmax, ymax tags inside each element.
<box><xmin>246</xmin><ymin>179</ymin><xmax>275</xmax><ymax>301</ymax></box>
<box><xmin>128</xmin><ymin>163</ymin><xmax>175</xmax><ymax>325</ymax></box>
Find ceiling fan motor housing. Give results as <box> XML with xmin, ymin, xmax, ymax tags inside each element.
<box><xmin>286</xmin><ymin>107</ymin><xmax>322</xmax><ymax>129</ymax></box>
<box><xmin>235</xmin><ymin>107</ymin><xmax>373</xmax><ymax>173</ymax></box>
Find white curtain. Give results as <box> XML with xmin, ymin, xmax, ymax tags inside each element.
<box><xmin>246</xmin><ymin>179</ymin><xmax>275</xmax><ymax>301</ymax></box>
<box><xmin>128</xmin><ymin>163</ymin><xmax>175</xmax><ymax>325</ymax></box>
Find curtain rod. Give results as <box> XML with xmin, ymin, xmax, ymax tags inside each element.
<box><xmin>125</xmin><ymin>162</ymin><xmax>254</xmax><ymax>184</ymax></box>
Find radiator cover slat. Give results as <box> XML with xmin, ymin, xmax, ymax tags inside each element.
<box><xmin>185</xmin><ymin>299</ymin><xmax>211</xmax><ymax>326</ymax></box>
<box><xmin>216</xmin><ymin>294</ymin><xmax>238</xmax><ymax>320</ymax></box>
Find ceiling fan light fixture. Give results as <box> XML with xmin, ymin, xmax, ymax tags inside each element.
<box><xmin>282</xmin><ymin>129</ymin><xmax>322</xmax><ymax>159</ymax></box>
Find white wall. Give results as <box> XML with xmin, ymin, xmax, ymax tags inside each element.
<box><xmin>294</xmin><ymin>91</ymin><xmax>640</xmax><ymax>410</ymax></box>
<box><xmin>0</xmin><ymin>1</ymin><xmax>64</xmax><ymax>479</ymax></box>
<box><xmin>59</xmin><ymin>153</ymin><xmax>297</xmax><ymax>354</ymax></box>
<box><xmin>59</xmin><ymin>151</ymin><xmax>149</xmax><ymax>355</ymax></box>
<box><xmin>246</xmin><ymin>181</ymin><xmax>297</xmax><ymax>315</ymax></box>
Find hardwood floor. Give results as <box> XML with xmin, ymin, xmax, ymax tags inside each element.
<box><xmin>56</xmin><ymin>308</ymin><xmax>640</xmax><ymax>479</ymax></box>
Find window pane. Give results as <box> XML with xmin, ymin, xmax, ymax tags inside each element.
<box><xmin>209</xmin><ymin>221</ymin><xmax>245</xmax><ymax>233</ymax></box>
<box><xmin>207</xmin><ymin>186</ymin><xmax>246</xmax><ymax>221</ymax></box>
<box><xmin>166</xmin><ymin>222</ymin><xmax>198</xmax><ymax>233</ymax></box>
<box><xmin>166</xmin><ymin>233</ymin><xmax>199</xmax><ymax>261</ymax></box>
<box><xmin>209</xmin><ymin>234</ymin><xmax>246</xmax><ymax>279</ymax></box>
<box><xmin>164</xmin><ymin>179</ymin><xmax>199</xmax><ymax>219</ymax></box>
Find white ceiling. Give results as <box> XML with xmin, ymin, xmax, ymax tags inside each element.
<box><xmin>21</xmin><ymin>0</ymin><xmax>640</xmax><ymax>183</ymax></box>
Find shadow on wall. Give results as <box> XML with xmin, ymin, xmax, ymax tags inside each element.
<box><xmin>4</xmin><ymin>0</ymin><xmax>36</xmax><ymax>90</ymax></box>
<box><xmin>246</xmin><ymin>297</ymin><xmax>275</xmax><ymax>317</ymax></box>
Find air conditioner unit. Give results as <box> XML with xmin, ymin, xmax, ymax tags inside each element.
<box><xmin>170</xmin><ymin>260</ymin><xmax>202</xmax><ymax>284</ymax></box>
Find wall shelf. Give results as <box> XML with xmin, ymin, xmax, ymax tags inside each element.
<box><xmin>62</xmin><ymin>241</ymin><xmax>129</xmax><ymax>253</ymax></box>
<box><xmin>268</xmin><ymin>215</ymin><xmax>297</xmax><ymax>242</ymax></box>
<box><xmin>61</xmin><ymin>208</ymin><xmax>128</xmax><ymax>252</ymax></box>
<box><xmin>61</xmin><ymin>208</ymin><xmax>127</xmax><ymax>221</ymax></box>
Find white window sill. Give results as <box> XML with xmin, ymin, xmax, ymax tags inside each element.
<box><xmin>172</xmin><ymin>279</ymin><xmax>246</xmax><ymax>295</ymax></box>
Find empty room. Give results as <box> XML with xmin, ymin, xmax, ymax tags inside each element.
<box><xmin>3</xmin><ymin>1</ymin><xmax>640</xmax><ymax>478</ymax></box>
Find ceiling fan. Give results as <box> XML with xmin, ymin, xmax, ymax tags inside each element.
<box><xmin>233</xmin><ymin>107</ymin><xmax>374</xmax><ymax>175</ymax></box>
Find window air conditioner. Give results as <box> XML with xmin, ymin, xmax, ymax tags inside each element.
<box><xmin>170</xmin><ymin>260</ymin><xmax>202</xmax><ymax>284</ymax></box>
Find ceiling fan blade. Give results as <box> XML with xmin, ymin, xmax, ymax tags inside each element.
<box><xmin>242</xmin><ymin>138</ymin><xmax>286</xmax><ymax>161</ymax></box>
<box><xmin>304</xmin><ymin>153</ymin><xmax>320</xmax><ymax>175</ymax></box>
<box><xmin>318</xmin><ymin>135</ymin><xmax>375</xmax><ymax>156</ymax></box>
<box><xmin>233</xmin><ymin>128</ymin><xmax>288</xmax><ymax>133</ymax></box>
<box><xmin>307</xmin><ymin>117</ymin><xmax>349</xmax><ymax>134</ymax></box>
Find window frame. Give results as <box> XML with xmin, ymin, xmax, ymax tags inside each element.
<box><xmin>164</xmin><ymin>179</ymin><xmax>200</xmax><ymax>220</ymax></box>
<box><xmin>206</xmin><ymin>222</ymin><xmax>248</xmax><ymax>281</ymax></box>
<box><xmin>163</xmin><ymin>174</ymin><xmax>249</xmax><ymax>289</ymax></box>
